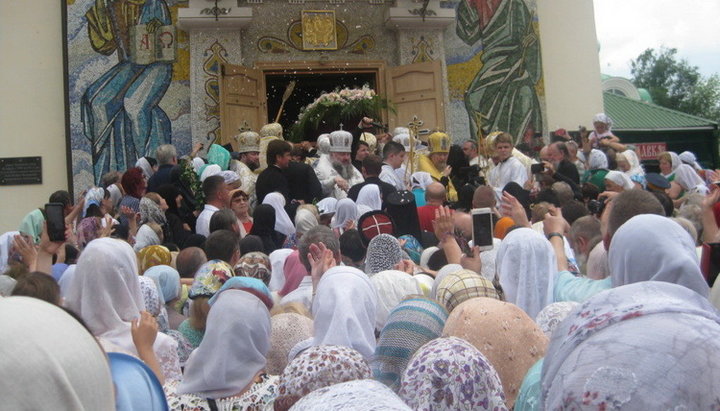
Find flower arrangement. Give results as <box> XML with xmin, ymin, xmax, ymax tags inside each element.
<box><xmin>288</xmin><ymin>84</ymin><xmax>393</xmax><ymax>142</ymax></box>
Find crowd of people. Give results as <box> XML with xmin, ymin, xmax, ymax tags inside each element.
<box><xmin>4</xmin><ymin>113</ymin><xmax>720</xmax><ymax>410</ymax></box>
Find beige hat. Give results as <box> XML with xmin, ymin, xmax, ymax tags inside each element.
<box><xmin>260</xmin><ymin>123</ymin><xmax>283</xmax><ymax>139</ymax></box>
<box><xmin>234</xmin><ymin>131</ymin><xmax>260</xmax><ymax>153</ymax></box>
<box><xmin>329</xmin><ymin>130</ymin><xmax>353</xmax><ymax>153</ymax></box>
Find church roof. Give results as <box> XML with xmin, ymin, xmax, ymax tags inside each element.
<box><xmin>603</xmin><ymin>92</ymin><xmax>718</xmax><ymax>131</ymax></box>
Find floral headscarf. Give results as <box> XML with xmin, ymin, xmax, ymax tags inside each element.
<box><xmin>541</xmin><ymin>281</ymin><xmax>720</xmax><ymax>410</ymax></box>
<box><xmin>139</xmin><ymin>197</ymin><xmax>167</xmax><ymax>226</ymax></box>
<box><xmin>267</xmin><ymin>313</ymin><xmax>313</xmax><ymax>375</ymax></box>
<box><xmin>189</xmin><ymin>260</ymin><xmax>235</xmax><ymax>299</ymax></box>
<box><xmin>275</xmin><ymin>345</ymin><xmax>372</xmax><ymax>411</ymax></box>
<box><xmin>233</xmin><ymin>251</ymin><xmax>271</xmax><ymax>286</ymax></box>
<box><xmin>534</xmin><ymin>301</ymin><xmax>579</xmax><ymax>338</ymax></box>
<box><xmin>138</xmin><ymin>245</ymin><xmax>172</xmax><ymax>274</ymax></box>
<box><xmin>290</xmin><ymin>379</ymin><xmax>411</xmax><ymax>411</ymax></box>
<box><xmin>399</xmin><ymin>337</ymin><xmax>507</xmax><ymax>410</ymax></box>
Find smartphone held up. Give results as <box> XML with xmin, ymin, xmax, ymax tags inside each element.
<box><xmin>471</xmin><ymin>208</ymin><xmax>494</xmax><ymax>251</ymax></box>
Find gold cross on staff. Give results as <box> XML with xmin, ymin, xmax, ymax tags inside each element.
<box><xmin>405</xmin><ymin>115</ymin><xmax>424</xmax><ymax>178</ymax></box>
<box><xmin>238</xmin><ymin>120</ymin><xmax>252</xmax><ymax>133</ymax></box>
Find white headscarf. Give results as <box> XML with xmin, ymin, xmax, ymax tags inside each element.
<box><xmin>673</xmin><ymin>164</ymin><xmax>708</xmax><ymax>194</ymax></box>
<box><xmin>220</xmin><ymin>170</ymin><xmax>240</xmax><ymax>186</ymax></box>
<box><xmin>587</xmin><ymin>149</ymin><xmax>608</xmax><ymax>170</ymax></box>
<box><xmin>604</xmin><ymin>170</ymin><xmax>635</xmax><ymax>190</ymax></box>
<box><xmin>0</xmin><ymin>297</ymin><xmax>116</xmax><ymax>411</ymax></box>
<box><xmin>262</xmin><ymin>192</ymin><xmax>295</xmax><ymax>236</ymax></box>
<box><xmin>356</xmin><ymin>184</ymin><xmax>382</xmax><ymax>216</ymax></box>
<box><xmin>291</xmin><ymin>379</ymin><xmax>411</xmax><ymax>411</ymax></box>
<box><xmin>370</xmin><ymin>270</ymin><xmax>422</xmax><ymax>331</ymax></box>
<box><xmin>679</xmin><ymin>151</ymin><xmax>703</xmax><ymax>171</ymax></box>
<box><xmin>65</xmin><ymin>238</ymin><xmax>145</xmax><ymax>340</ymax></box>
<box><xmin>662</xmin><ymin>151</ymin><xmax>681</xmax><ymax>178</ymax></box>
<box><xmin>621</xmin><ymin>149</ymin><xmax>644</xmax><ymax>177</ymax></box>
<box><xmin>107</xmin><ymin>183</ymin><xmax>123</xmax><ymax>209</ymax></box>
<box><xmin>541</xmin><ymin>281</ymin><xmax>720</xmax><ymax>410</ymax></box>
<box><xmin>200</xmin><ymin>164</ymin><xmax>221</xmax><ymax>182</ymax></box>
<box><xmin>608</xmin><ymin>214</ymin><xmax>709</xmax><ymax>297</ymax></box>
<box><xmin>133</xmin><ymin>224</ymin><xmax>161</xmax><ymax>252</ymax></box>
<box><xmin>0</xmin><ymin>231</ymin><xmax>19</xmax><ymax>274</ymax></box>
<box><xmin>411</xmin><ymin>172</ymin><xmax>434</xmax><ymax>190</ymax></box>
<box><xmin>294</xmin><ymin>208</ymin><xmax>318</xmax><ymax>236</ymax></box>
<box><xmin>178</xmin><ymin>290</ymin><xmax>271</xmax><ymax>399</ymax></box>
<box><xmin>591</xmin><ymin>113</ymin><xmax>613</xmax><ymax>137</ymax></box>
<box><xmin>331</xmin><ymin>198</ymin><xmax>358</xmax><ymax>230</ymax></box>
<box><xmin>83</xmin><ymin>187</ymin><xmax>105</xmax><ymax>217</ymax></box>
<box><xmin>316</xmin><ymin>197</ymin><xmax>338</xmax><ymax>216</ymax></box>
<box><xmin>63</xmin><ymin>238</ymin><xmax>178</xmax><ymax>375</ymax></box>
<box><xmin>192</xmin><ymin>157</ymin><xmax>205</xmax><ymax>173</ymax></box>
<box><xmin>311</xmin><ymin>266</ymin><xmax>377</xmax><ymax>358</ymax></box>
<box><xmin>496</xmin><ymin>228</ymin><xmax>556</xmax><ymax>319</ymax></box>
<box><xmin>136</xmin><ymin>157</ymin><xmax>154</xmax><ymax>180</ymax></box>
<box><xmin>268</xmin><ymin>248</ymin><xmax>293</xmax><ymax>292</ymax></box>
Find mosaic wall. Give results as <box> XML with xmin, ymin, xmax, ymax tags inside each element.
<box><xmin>442</xmin><ymin>0</ymin><xmax>546</xmax><ymax>143</ymax></box>
<box><xmin>66</xmin><ymin>0</ymin><xmax>192</xmax><ymax>193</ymax></box>
<box><xmin>65</xmin><ymin>0</ymin><xmax>544</xmax><ymax>193</ymax></box>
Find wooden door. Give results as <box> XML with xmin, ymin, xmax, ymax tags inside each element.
<box><xmin>219</xmin><ymin>64</ymin><xmax>266</xmax><ymax>149</ymax></box>
<box><xmin>385</xmin><ymin>60</ymin><xmax>445</xmax><ymax>134</ymax></box>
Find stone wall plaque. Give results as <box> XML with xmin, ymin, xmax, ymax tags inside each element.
<box><xmin>0</xmin><ymin>157</ymin><xmax>42</xmax><ymax>185</ymax></box>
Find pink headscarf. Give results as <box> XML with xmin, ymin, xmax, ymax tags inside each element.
<box><xmin>279</xmin><ymin>251</ymin><xmax>308</xmax><ymax>297</ymax></box>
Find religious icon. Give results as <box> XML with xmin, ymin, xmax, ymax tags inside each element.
<box><xmin>301</xmin><ymin>10</ymin><xmax>338</xmax><ymax>50</ymax></box>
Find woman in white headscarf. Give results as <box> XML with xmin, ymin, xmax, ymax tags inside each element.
<box><xmin>496</xmin><ymin>227</ymin><xmax>555</xmax><ymax>319</ymax></box>
<box><xmin>588</xmin><ymin>113</ymin><xmax>619</xmax><ymax>149</ymax></box>
<box><xmin>316</xmin><ymin>197</ymin><xmax>338</xmax><ymax>226</ymax></box>
<box><xmin>658</xmin><ymin>151</ymin><xmax>681</xmax><ymax>181</ymax></box>
<box><xmin>262</xmin><ymin>192</ymin><xmax>295</xmax><ymax>237</ymax></box>
<box><xmin>669</xmin><ymin>163</ymin><xmax>709</xmax><ymax>198</ymax></box>
<box><xmin>136</xmin><ymin>156</ymin><xmax>156</xmax><ymax>180</ymax></box>
<box><xmin>331</xmin><ymin>198</ymin><xmax>358</xmax><ymax>235</ymax></box>
<box><xmin>580</xmin><ymin>149</ymin><xmax>610</xmax><ymax>191</ymax></box>
<box><xmin>168</xmin><ymin>289</ymin><xmax>277</xmax><ymax>409</ymax></box>
<box><xmin>541</xmin><ymin>281</ymin><xmax>720</xmax><ymax>410</ymax></box>
<box><xmin>133</xmin><ymin>223</ymin><xmax>162</xmax><ymax>252</ymax></box>
<box><xmin>64</xmin><ymin>237</ymin><xmax>181</xmax><ymax>381</ymax></box>
<box><xmin>603</xmin><ymin>170</ymin><xmax>635</xmax><ymax>192</ymax></box>
<box><xmin>370</xmin><ymin>270</ymin><xmax>422</xmax><ymax>331</ymax></box>
<box><xmin>294</xmin><ymin>207</ymin><xmax>319</xmax><ymax>238</ymax></box>
<box><xmin>617</xmin><ymin>149</ymin><xmax>644</xmax><ymax>177</ymax></box>
<box><xmin>356</xmin><ymin>184</ymin><xmax>382</xmax><ymax>216</ymax></box>
<box><xmin>268</xmin><ymin>248</ymin><xmax>293</xmax><ymax>292</ymax></box>
<box><xmin>609</xmin><ymin>214</ymin><xmax>709</xmax><ymax>297</ymax></box>
<box><xmin>0</xmin><ymin>297</ymin><xmax>116</xmax><ymax>411</ymax></box>
<box><xmin>292</xmin><ymin>265</ymin><xmax>377</xmax><ymax>360</ymax></box>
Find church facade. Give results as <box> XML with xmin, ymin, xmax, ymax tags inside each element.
<box><xmin>0</xmin><ymin>0</ymin><xmax>603</xmax><ymax>232</ymax></box>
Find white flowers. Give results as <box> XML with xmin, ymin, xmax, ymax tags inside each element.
<box><xmin>300</xmin><ymin>84</ymin><xmax>376</xmax><ymax>113</ymax></box>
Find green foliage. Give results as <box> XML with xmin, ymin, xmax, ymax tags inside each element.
<box><xmin>288</xmin><ymin>85</ymin><xmax>394</xmax><ymax>142</ymax></box>
<box><xmin>631</xmin><ymin>47</ymin><xmax>720</xmax><ymax>122</ymax></box>
<box><xmin>180</xmin><ymin>160</ymin><xmax>204</xmax><ymax>210</ymax></box>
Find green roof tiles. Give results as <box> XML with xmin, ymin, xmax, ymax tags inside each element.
<box><xmin>603</xmin><ymin>92</ymin><xmax>717</xmax><ymax>130</ymax></box>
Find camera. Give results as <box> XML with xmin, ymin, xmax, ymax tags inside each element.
<box><xmin>587</xmin><ymin>198</ymin><xmax>606</xmax><ymax>215</ymax></box>
<box><xmin>530</xmin><ymin>163</ymin><xmax>545</xmax><ymax>174</ymax></box>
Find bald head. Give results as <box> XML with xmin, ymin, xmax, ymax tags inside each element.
<box><xmin>176</xmin><ymin>246</ymin><xmax>207</xmax><ymax>278</ymax></box>
<box><xmin>425</xmin><ymin>182</ymin><xmax>447</xmax><ymax>205</ymax></box>
<box><xmin>472</xmin><ymin>185</ymin><xmax>496</xmax><ymax>209</ymax></box>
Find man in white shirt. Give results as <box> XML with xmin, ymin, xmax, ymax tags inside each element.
<box><xmin>379</xmin><ymin>141</ymin><xmax>407</xmax><ymax>190</ymax></box>
<box><xmin>487</xmin><ymin>132</ymin><xmax>528</xmax><ymax>198</ymax></box>
<box><xmin>314</xmin><ymin>129</ymin><xmax>364</xmax><ymax>199</ymax></box>
<box><xmin>230</xmin><ymin>130</ymin><xmax>261</xmax><ymax>208</ymax></box>
<box><xmin>195</xmin><ymin>175</ymin><xmax>229</xmax><ymax>237</ymax></box>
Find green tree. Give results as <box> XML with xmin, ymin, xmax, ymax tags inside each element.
<box><xmin>631</xmin><ymin>47</ymin><xmax>720</xmax><ymax>122</ymax></box>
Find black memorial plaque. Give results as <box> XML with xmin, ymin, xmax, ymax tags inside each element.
<box><xmin>0</xmin><ymin>157</ymin><xmax>42</xmax><ymax>185</ymax></box>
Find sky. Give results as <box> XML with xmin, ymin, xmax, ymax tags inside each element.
<box><xmin>593</xmin><ymin>0</ymin><xmax>720</xmax><ymax>79</ymax></box>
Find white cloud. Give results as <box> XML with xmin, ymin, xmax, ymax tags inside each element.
<box><xmin>594</xmin><ymin>0</ymin><xmax>720</xmax><ymax>78</ymax></box>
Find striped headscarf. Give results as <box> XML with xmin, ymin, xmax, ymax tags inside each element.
<box><xmin>372</xmin><ymin>296</ymin><xmax>448</xmax><ymax>392</ymax></box>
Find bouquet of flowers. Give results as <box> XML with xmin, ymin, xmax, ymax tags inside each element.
<box><xmin>288</xmin><ymin>84</ymin><xmax>393</xmax><ymax>142</ymax></box>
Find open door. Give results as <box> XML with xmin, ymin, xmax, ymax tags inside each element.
<box><xmin>219</xmin><ymin>64</ymin><xmax>267</xmax><ymax>149</ymax></box>
<box><xmin>386</xmin><ymin>60</ymin><xmax>445</xmax><ymax>134</ymax></box>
